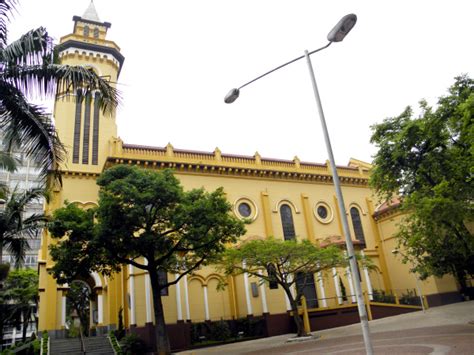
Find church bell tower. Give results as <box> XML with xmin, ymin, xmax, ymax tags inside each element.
<box><xmin>53</xmin><ymin>1</ymin><xmax>124</xmax><ymax>173</ymax></box>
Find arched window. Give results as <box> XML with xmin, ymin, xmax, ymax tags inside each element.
<box><xmin>93</xmin><ymin>27</ymin><xmax>99</xmax><ymax>38</ymax></box>
<box><xmin>266</xmin><ymin>263</ymin><xmax>278</xmax><ymax>289</ymax></box>
<box><xmin>350</xmin><ymin>207</ymin><xmax>366</xmax><ymax>244</ymax></box>
<box><xmin>280</xmin><ymin>204</ymin><xmax>295</xmax><ymax>240</ymax></box>
<box><xmin>83</xmin><ymin>25</ymin><xmax>90</xmax><ymax>37</ymax></box>
<box><xmin>296</xmin><ymin>272</ymin><xmax>318</xmax><ymax>308</ymax></box>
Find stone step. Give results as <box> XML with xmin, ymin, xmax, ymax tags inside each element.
<box><xmin>50</xmin><ymin>335</ymin><xmax>115</xmax><ymax>355</ymax></box>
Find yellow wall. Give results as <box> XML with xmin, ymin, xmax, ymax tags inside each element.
<box><xmin>38</xmin><ymin>8</ymin><xmax>462</xmax><ymax>336</ymax></box>
<box><xmin>376</xmin><ymin>212</ymin><xmax>458</xmax><ymax>298</ymax></box>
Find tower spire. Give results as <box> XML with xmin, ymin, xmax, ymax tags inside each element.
<box><xmin>82</xmin><ymin>1</ymin><xmax>101</xmax><ymax>23</ymax></box>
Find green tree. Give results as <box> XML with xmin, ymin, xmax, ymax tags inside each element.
<box><xmin>2</xmin><ymin>268</ymin><xmax>38</xmax><ymax>343</ymax></box>
<box><xmin>0</xmin><ymin>0</ymin><xmax>119</xmax><ymax>182</ymax></box>
<box><xmin>48</xmin><ymin>166</ymin><xmax>246</xmax><ymax>355</ymax></box>
<box><xmin>218</xmin><ymin>238</ymin><xmax>344</xmax><ymax>337</ymax></box>
<box><xmin>370</xmin><ymin>75</ymin><xmax>474</xmax><ymax>293</ymax></box>
<box><xmin>0</xmin><ymin>187</ymin><xmax>47</xmax><ymax>267</ymax></box>
<box><xmin>48</xmin><ymin>203</ymin><xmax>96</xmax><ymax>281</ymax></box>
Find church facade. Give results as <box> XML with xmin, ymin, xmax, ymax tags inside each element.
<box><xmin>37</xmin><ymin>4</ymin><xmax>461</xmax><ymax>350</ymax></box>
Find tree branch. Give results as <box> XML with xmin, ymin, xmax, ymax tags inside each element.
<box><xmin>163</xmin><ymin>255</ymin><xmax>208</xmax><ymax>288</ymax></box>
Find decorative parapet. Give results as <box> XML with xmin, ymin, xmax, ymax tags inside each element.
<box><xmin>372</xmin><ymin>197</ymin><xmax>402</xmax><ymax>221</ymax></box>
<box><xmin>59</xmin><ymin>33</ymin><xmax>121</xmax><ymax>51</ymax></box>
<box><xmin>106</xmin><ymin>143</ymin><xmax>370</xmax><ymax>186</ymax></box>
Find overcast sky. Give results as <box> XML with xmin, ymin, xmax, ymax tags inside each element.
<box><xmin>8</xmin><ymin>0</ymin><xmax>474</xmax><ymax>165</ymax></box>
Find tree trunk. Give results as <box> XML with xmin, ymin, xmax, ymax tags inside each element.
<box><xmin>283</xmin><ymin>286</ymin><xmax>307</xmax><ymax>337</ymax></box>
<box><xmin>22</xmin><ymin>309</ymin><xmax>30</xmax><ymax>343</ymax></box>
<box><xmin>79</xmin><ymin>320</ymin><xmax>86</xmax><ymax>354</ymax></box>
<box><xmin>455</xmin><ymin>269</ymin><xmax>468</xmax><ymax>299</ymax></box>
<box><xmin>149</xmin><ymin>268</ymin><xmax>171</xmax><ymax>355</ymax></box>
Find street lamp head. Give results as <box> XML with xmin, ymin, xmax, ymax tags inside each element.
<box><xmin>327</xmin><ymin>13</ymin><xmax>357</xmax><ymax>42</ymax></box>
<box><xmin>224</xmin><ymin>88</ymin><xmax>240</xmax><ymax>104</ymax></box>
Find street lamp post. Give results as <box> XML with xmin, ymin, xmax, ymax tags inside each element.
<box><xmin>224</xmin><ymin>14</ymin><xmax>374</xmax><ymax>355</ymax></box>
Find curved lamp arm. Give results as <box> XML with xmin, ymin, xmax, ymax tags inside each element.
<box><xmin>224</xmin><ymin>13</ymin><xmax>357</xmax><ymax>104</ymax></box>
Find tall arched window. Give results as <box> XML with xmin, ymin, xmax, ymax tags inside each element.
<box><xmin>280</xmin><ymin>204</ymin><xmax>296</xmax><ymax>240</ymax></box>
<box><xmin>83</xmin><ymin>25</ymin><xmax>90</xmax><ymax>37</ymax></box>
<box><xmin>350</xmin><ymin>207</ymin><xmax>366</xmax><ymax>244</ymax></box>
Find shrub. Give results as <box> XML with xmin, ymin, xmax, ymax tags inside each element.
<box><xmin>209</xmin><ymin>320</ymin><xmax>231</xmax><ymax>341</ymax></box>
<box><xmin>233</xmin><ymin>317</ymin><xmax>265</xmax><ymax>338</ymax></box>
<box><xmin>399</xmin><ymin>289</ymin><xmax>421</xmax><ymax>306</ymax></box>
<box><xmin>109</xmin><ymin>331</ymin><xmax>123</xmax><ymax>355</ymax></box>
<box><xmin>372</xmin><ymin>289</ymin><xmax>396</xmax><ymax>304</ymax></box>
<box><xmin>66</xmin><ymin>324</ymin><xmax>81</xmax><ymax>338</ymax></box>
<box><xmin>31</xmin><ymin>339</ymin><xmax>41</xmax><ymax>355</ymax></box>
<box><xmin>120</xmin><ymin>333</ymin><xmax>147</xmax><ymax>355</ymax></box>
<box><xmin>41</xmin><ymin>331</ymin><xmax>49</xmax><ymax>355</ymax></box>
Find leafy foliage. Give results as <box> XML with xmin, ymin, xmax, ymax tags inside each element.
<box><xmin>190</xmin><ymin>318</ymin><xmax>265</xmax><ymax>345</ymax></box>
<box><xmin>48</xmin><ymin>166</ymin><xmax>246</xmax><ymax>354</ymax></box>
<box><xmin>48</xmin><ymin>203</ymin><xmax>96</xmax><ymax>284</ymax></box>
<box><xmin>2</xmin><ymin>269</ymin><xmax>39</xmax><ymax>342</ymax></box>
<box><xmin>0</xmin><ymin>187</ymin><xmax>47</xmax><ymax>267</ymax></box>
<box><xmin>371</xmin><ymin>289</ymin><xmax>395</xmax><ymax>304</ymax></box>
<box><xmin>1</xmin><ymin>268</ymin><xmax>38</xmax><ymax>344</ymax></box>
<box><xmin>120</xmin><ymin>333</ymin><xmax>147</xmax><ymax>355</ymax></box>
<box><xmin>399</xmin><ymin>289</ymin><xmax>421</xmax><ymax>306</ymax></box>
<box><xmin>219</xmin><ymin>238</ymin><xmax>344</xmax><ymax>336</ymax></box>
<box><xmin>0</xmin><ymin>0</ymin><xmax>120</xmax><ymax>182</ymax></box>
<box><xmin>370</xmin><ymin>75</ymin><xmax>474</xmax><ymax>289</ymax></box>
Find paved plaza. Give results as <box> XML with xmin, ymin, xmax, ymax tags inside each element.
<box><xmin>178</xmin><ymin>301</ymin><xmax>474</xmax><ymax>354</ymax></box>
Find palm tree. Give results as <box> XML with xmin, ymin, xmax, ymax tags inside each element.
<box><xmin>0</xmin><ymin>151</ymin><xmax>17</xmax><ymax>199</ymax></box>
<box><xmin>0</xmin><ymin>0</ymin><xmax>119</xmax><ymax>183</ymax></box>
<box><xmin>0</xmin><ymin>187</ymin><xmax>47</xmax><ymax>267</ymax></box>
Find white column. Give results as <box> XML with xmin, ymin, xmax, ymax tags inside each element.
<box><xmin>183</xmin><ymin>275</ymin><xmax>190</xmax><ymax>321</ymax></box>
<box><xmin>317</xmin><ymin>272</ymin><xmax>328</xmax><ymax>307</ymax></box>
<box><xmin>346</xmin><ymin>266</ymin><xmax>357</xmax><ymax>303</ymax></box>
<box><xmin>361</xmin><ymin>251</ymin><xmax>373</xmax><ymax>300</ymax></box>
<box><xmin>61</xmin><ymin>295</ymin><xmax>67</xmax><ymax>326</ymax></box>
<box><xmin>242</xmin><ymin>260</ymin><xmax>253</xmax><ymax>315</ymax></box>
<box><xmin>203</xmin><ymin>285</ymin><xmax>210</xmax><ymax>321</ymax></box>
<box><xmin>128</xmin><ymin>265</ymin><xmax>136</xmax><ymax>325</ymax></box>
<box><xmin>333</xmin><ymin>267</ymin><xmax>342</xmax><ymax>305</ymax></box>
<box><xmin>175</xmin><ymin>274</ymin><xmax>183</xmax><ymax>321</ymax></box>
<box><xmin>257</xmin><ymin>270</ymin><xmax>268</xmax><ymax>313</ymax></box>
<box><xmin>97</xmin><ymin>294</ymin><xmax>104</xmax><ymax>324</ymax></box>
<box><xmin>144</xmin><ymin>261</ymin><xmax>152</xmax><ymax>323</ymax></box>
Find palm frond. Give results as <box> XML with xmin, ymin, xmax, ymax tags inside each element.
<box><xmin>1</xmin><ymin>27</ymin><xmax>50</xmax><ymax>66</ymax></box>
<box><xmin>0</xmin><ymin>81</ymin><xmax>65</xmax><ymax>183</ymax></box>
<box><xmin>3</xmin><ymin>63</ymin><xmax>121</xmax><ymax>114</ymax></box>
<box><xmin>0</xmin><ymin>0</ymin><xmax>17</xmax><ymax>49</ymax></box>
<box><xmin>1</xmin><ymin>187</ymin><xmax>47</xmax><ymax>265</ymax></box>
<box><xmin>0</xmin><ymin>150</ymin><xmax>17</xmax><ymax>172</ymax></box>
<box><xmin>6</xmin><ymin>235</ymin><xmax>29</xmax><ymax>267</ymax></box>
<box><xmin>0</xmin><ymin>182</ymin><xmax>8</xmax><ymax>199</ymax></box>
<box><xmin>9</xmin><ymin>187</ymin><xmax>47</xmax><ymax>207</ymax></box>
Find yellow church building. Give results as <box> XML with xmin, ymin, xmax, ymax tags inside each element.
<box><xmin>37</xmin><ymin>3</ymin><xmax>462</xmax><ymax>351</ymax></box>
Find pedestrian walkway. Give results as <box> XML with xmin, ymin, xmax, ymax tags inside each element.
<box><xmin>177</xmin><ymin>301</ymin><xmax>474</xmax><ymax>354</ymax></box>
